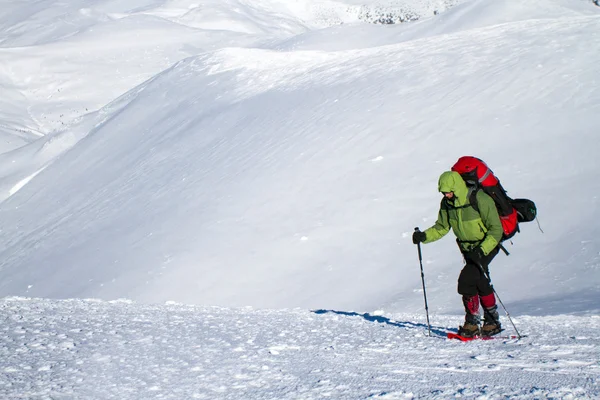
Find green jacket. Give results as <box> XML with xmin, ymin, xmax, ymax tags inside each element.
<box><xmin>423</xmin><ymin>171</ymin><xmax>503</xmax><ymax>255</ymax></box>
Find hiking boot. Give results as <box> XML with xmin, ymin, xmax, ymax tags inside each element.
<box><xmin>481</xmin><ymin>322</ymin><xmax>502</xmax><ymax>337</ymax></box>
<box><xmin>458</xmin><ymin>322</ymin><xmax>481</xmax><ymax>338</ymax></box>
<box><xmin>481</xmin><ymin>305</ymin><xmax>501</xmax><ymax>337</ymax></box>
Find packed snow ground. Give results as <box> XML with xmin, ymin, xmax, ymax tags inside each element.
<box><xmin>2</xmin><ymin>297</ymin><xmax>599</xmax><ymax>399</ymax></box>
<box><xmin>0</xmin><ymin>0</ymin><xmax>600</xmax><ymax>398</ymax></box>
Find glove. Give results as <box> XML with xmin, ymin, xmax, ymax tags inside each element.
<box><xmin>412</xmin><ymin>230</ymin><xmax>427</xmax><ymax>244</ymax></box>
<box><xmin>467</xmin><ymin>247</ymin><xmax>485</xmax><ymax>265</ymax></box>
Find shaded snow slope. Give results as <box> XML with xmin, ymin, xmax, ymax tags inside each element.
<box><xmin>1</xmin><ymin>297</ymin><xmax>598</xmax><ymax>399</ymax></box>
<box><xmin>0</xmin><ymin>5</ymin><xmax>598</xmax><ymax>313</ymax></box>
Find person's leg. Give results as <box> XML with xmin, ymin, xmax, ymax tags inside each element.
<box><xmin>475</xmin><ymin>247</ymin><xmax>502</xmax><ymax>335</ymax></box>
<box><xmin>457</xmin><ymin>262</ymin><xmax>483</xmax><ymax>336</ymax></box>
<box><xmin>481</xmin><ymin>292</ymin><xmax>500</xmax><ymax>331</ymax></box>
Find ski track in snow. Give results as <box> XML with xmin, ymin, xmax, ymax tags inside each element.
<box><xmin>1</xmin><ymin>298</ymin><xmax>598</xmax><ymax>399</ymax></box>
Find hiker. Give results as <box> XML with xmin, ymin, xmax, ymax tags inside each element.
<box><xmin>412</xmin><ymin>170</ymin><xmax>503</xmax><ymax>337</ymax></box>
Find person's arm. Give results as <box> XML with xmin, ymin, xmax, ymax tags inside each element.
<box><xmin>423</xmin><ymin>200</ymin><xmax>451</xmax><ymax>243</ymax></box>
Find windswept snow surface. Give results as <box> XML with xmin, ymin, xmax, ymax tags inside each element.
<box><xmin>1</xmin><ymin>297</ymin><xmax>599</xmax><ymax>399</ymax></box>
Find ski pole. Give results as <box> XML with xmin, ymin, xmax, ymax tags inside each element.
<box><xmin>477</xmin><ymin>263</ymin><xmax>522</xmax><ymax>339</ymax></box>
<box><xmin>415</xmin><ymin>227</ymin><xmax>431</xmax><ymax>337</ymax></box>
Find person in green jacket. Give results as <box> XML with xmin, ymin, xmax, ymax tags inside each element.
<box><xmin>412</xmin><ymin>171</ymin><xmax>504</xmax><ymax>337</ymax></box>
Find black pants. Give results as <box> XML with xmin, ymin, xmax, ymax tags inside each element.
<box><xmin>457</xmin><ymin>246</ymin><xmax>500</xmax><ymax>297</ymax></box>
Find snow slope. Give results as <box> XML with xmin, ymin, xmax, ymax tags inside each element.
<box><xmin>0</xmin><ymin>0</ymin><xmax>598</xmax><ymax>314</ymax></box>
<box><xmin>1</xmin><ymin>297</ymin><xmax>598</xmax><ymax>399</ymax></box>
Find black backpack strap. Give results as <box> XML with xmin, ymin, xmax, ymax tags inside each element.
<box><xmin>468</xmin><ymin>187</ymin><xmax>479</xmax><ymax>212</ymax></box>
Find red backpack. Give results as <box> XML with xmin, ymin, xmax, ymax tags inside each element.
<box><xmin>451</xmin><ymin>156</ymin><xmax>536</xmax><ymax>246</ymax></box>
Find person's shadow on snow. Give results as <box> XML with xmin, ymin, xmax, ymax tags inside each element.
<box><xmin>312</xmin><ymin>309</ymin><xmax>449</xmax><ymax>337</ymax></box>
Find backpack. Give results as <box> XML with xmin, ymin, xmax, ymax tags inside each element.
<box><xmin>451</xmin><ymin>156</ymin><xmax>537</xmax><ymax>243</ymax></box>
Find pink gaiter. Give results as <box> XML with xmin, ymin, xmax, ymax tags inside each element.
<box><xmin>464</xmin><ymin>295</ymin><xmax>480</xmax><ymax>315</ymax></box>
<box><xmin>480</xmin><ymin>293</ymin><xmax>496</xmax><ymax>309</ymax></box>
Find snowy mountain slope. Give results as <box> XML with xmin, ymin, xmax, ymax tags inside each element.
<box><xmin>0</xmin><ymin>3</ymin><xmax>301</xmax><ymax>138</ymax></box>
<box><xmin>0</xmin><ymin>0</ymin><xmax>324</xmax><ymax>205</ymax></box>
<box><xmin>0</xmin><ymin>0</ymin><xmax>454</xmax><ymax>182</ymax></box>
<box><xmin>0</xmin><ymin>2</ymin><xmax>598</xmax><ymax>314</ymax></box>
<box><xmin>0</xmin><ymin>0</ymin><xmax>470</xmax><ymax>146</ymax></box>
<box><xmin>0</xmin><ymin>0</ymin><xmax>312</xmax><ymax>47</ymax></box>
<box><xmin>0</xmin><ymin>86</ymin><xmax>41</xmax><ymax>153</ymax></box>
<box><xmin>274</xmin><ymin>0</ymin><xmax>598</xmax><ymax>51</ymax></box>
<box><xmin>1</xmin><ymin>297</ymin><xmax>599</xmax><ymax>399</ymax></box>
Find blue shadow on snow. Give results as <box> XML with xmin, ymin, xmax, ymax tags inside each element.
<box><xmin>312</xmin><ymin>309</ymin><xmax>449</xmax><ymax>337</ymax></box>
